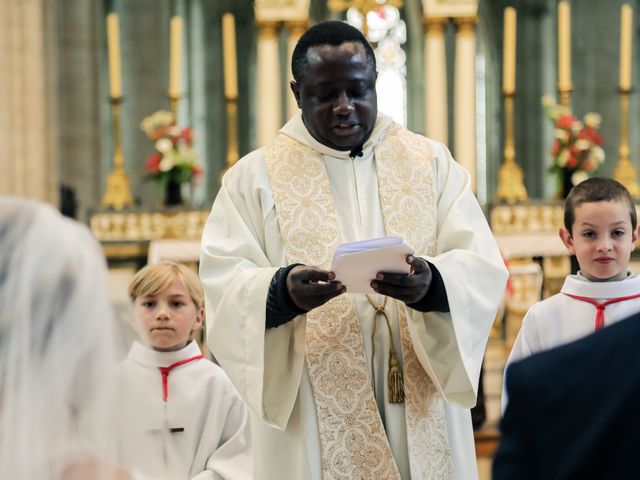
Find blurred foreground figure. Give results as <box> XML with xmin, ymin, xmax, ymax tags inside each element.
<box><xmin>493</xmin><ymin>312</ymin><xmax>640</xmax><ymax>480</ymax></box>
<box><xmin>0</xmin><ymin>197</ymin><xmax>130</xmax><ymax>479</ymax></box>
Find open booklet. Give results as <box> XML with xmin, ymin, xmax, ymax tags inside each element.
<box><xmin>330</xmin><ymin>236</ymin><xmax>415</xmax><ymax>294</ymax></box>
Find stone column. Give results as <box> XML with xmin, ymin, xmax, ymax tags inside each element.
<box><xmin>453</xmin><ymin>16</ymin><xmax>477</xmax><ymax>190</ymax></box>
<box><xmin>256</xmin><ymin>20</ymin><xmax>281</xmax><ymax>147</ymax></box>
<box><xmin>0</xmin><ymin>0</ymin><xmax>58</xmax><ymax>202</ymax></box>
<box><xmin>423</xmin><ymin>17</ymin><xmax>449</xmax><ymax>145</ymax></box>
<box><xmin>286</xmin><ymin>20</ymin><xmax>307</xmax><ymax>120</ymax></box>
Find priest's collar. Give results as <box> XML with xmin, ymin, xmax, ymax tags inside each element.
<box><xmin>128</xmin><ymin>340</ymin><xmax>203</xmax><ymax>368</ymax></box>
<box><xmin>279</xmin><ymin>112</ymin><xmax>394</xmax><ymax>159</ymax></box>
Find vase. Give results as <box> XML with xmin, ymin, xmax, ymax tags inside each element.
<box><xmin>560</xmin><ymin>168</ymin><xmax>576</xmax><ymax>199</ymax></box>
<box><xmin>164</xmin><ymin>179</ymin><xmax>183</xmax><ymax>206</ymax></box>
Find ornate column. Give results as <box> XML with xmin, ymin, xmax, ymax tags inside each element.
<box><xmin>286</xmin><ymin>20</ymin><xmax>308</xmax><ymax>119</ymax></box>
<box><xmin>453</xmin><ymin>16</ymin><xmax>477</xmax><ymax>190</ymax></box>
<box><xmin>256</xmin><ymin>20</ymin><xmax>282</xmax><ymax>147</ymax></box>
<box><xmin>423</xmin><ymin>16</ymin><xmax>448</xmax><ymax>144</ymax></box>
<box><xmin>0</xmin><ymin>0</ymin><xmax>57</xmax><ymax>202</ymax></box>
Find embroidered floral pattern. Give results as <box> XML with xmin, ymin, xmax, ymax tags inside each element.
<box><xmin>377</xmin><ymin>125</ymin><xmax>453</xmax><ymax>478</ymax></box>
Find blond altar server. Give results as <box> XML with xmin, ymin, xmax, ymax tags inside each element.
<box><xmin>115</xmin><ymin>262</ymin><xmax>252</xmax><ymax>480</ymax></box>
<box><xmin>506</xmin><ymin>178</ymin><xmax>640</xmax><ymax>373</ymax></box>
<box><xmin>200</xmin><ymin>21</ymin><xmax>507</xmax><ymax>480</ymax></box>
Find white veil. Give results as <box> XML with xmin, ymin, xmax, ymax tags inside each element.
<box><xmin>0</xmin><ymin>197</ymin><xmax>122</xmax><ymax>479</ymax></box>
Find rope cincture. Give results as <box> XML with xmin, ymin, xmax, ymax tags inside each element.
<box><xmin>158</xmin><ymin>354</ymin><xmax>204</xmax><ymax>401</ymax></box>
<box><xmin>563</xmin><ymin>292</ymin><xmax>640</xmax><ymax>331</ymax></box>
<box><xmin>366</xmin><ymin>294</ymin><xmax>404</xmax><ymax>403</ymax></box>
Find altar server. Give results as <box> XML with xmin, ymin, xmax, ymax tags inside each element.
<box><xmin>200</xmin><ymin>21</ymin><xmax>507</xmax><ymax>480</ymax></box>
<box><xmin>114</xmin><ymin>261</ymin><xmax>251</xmax><ymax>480</ymax></box>
<box><xmin>505</xmin><ymin>178</ymin><xmax>640</xmax><ymax>401</ymax></box>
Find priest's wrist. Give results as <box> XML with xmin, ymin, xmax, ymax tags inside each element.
<box><xmin>406</xmin><ymin>260</ymin><xmax>450</xmax><ymax>313</ymax></box>
<box><xmin>266</xmin><ymin>263</ymin><xmax>307</xmax><ymax>329</ymax></box>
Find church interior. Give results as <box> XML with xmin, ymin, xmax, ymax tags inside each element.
<box><xmin>2</xmin><ymin>0</ymin><xmax>640</xmax><ymax>478</ymax></box>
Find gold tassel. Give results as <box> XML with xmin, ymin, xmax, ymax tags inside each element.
<box><xmin>388</xmin><ymin>347</ymin><xmax>404</xmax><ymax>403</ymax></box>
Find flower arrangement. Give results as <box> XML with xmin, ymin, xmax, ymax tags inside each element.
<box><xmin>140</xmin><ymin>110</ymin><xmax>202</xmax><ymax>204</ymax></box>
<box><xmin>542</xmin><ymin>96</ymin><xmax>605</xmax><ymax>197</ymax></box>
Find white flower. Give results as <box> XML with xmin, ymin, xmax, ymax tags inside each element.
<box><xmin>557</xmin><ymin>150</ymin><xmax>569</xmax><ymax>167</ymax></box>
<box><xmin>554</xmin><ymin>128</ymin><xmax>569</xmax><ymax>141</ymax></box>
<box><xmin>571</xmin><ymin>121</ymin><xmax>583</xmax><ymax>135</ymax></box>
<box><xmin>594</xmin><ymin>146</ymin><xmax>605</xmax><ymax>163</ymax></box>
<box><xmin>140</xmin><ymin>110</ymin><xmax>175</xmax><ymax>136</ymax></box>
<box><xmin>571</xmin><ymin>170</ymin><xmax>589</xmax><ymax>186</ymax></box>
<box><xmin>159</xmin><ymin>155</ymin><xmax>175</xmax><ymax>172</ymax></box>
<box><xmin>575</xmin><ymin>139</ymin><xmax>591</xmax><ymax>151</ymax></box>
<box><xmin>584</xmin><ymin>112</ymin><xmax>602</xmax><ymax>128</ymax></box>
<box><xmin>155</xmin><ymin>138</ymin><xmax>173</xmax><ymax>153</ymax></box>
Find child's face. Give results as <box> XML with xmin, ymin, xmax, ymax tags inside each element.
<box><xmin>560</xmin><ymin>200</ymin><xmax>638</xmax><ymax>281</ymax></box>
<box><xmin>133</xmin><ymin>279</ymin><xmax>204</xmax><ymax>352</ymax></box>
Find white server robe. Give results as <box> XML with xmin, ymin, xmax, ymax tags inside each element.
<box><xmin>507</xmin><ymin>274</ymin><xmax>640</xmax><ymax>363</ymax></box>
<box><xmin>114</xmin><ymin>341</ymin><xmax>252</xmax><ymax>480</ymax></box>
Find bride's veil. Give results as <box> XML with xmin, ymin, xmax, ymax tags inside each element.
<box><xmin>0</xmin><ymin>197</ymin><xmax>122</xmax><ymax>478</ymax></box>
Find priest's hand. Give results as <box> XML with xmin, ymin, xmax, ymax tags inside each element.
<box><xmin>286</xmin><ymin>265</ymin><xmax>346</xmax><ymax>312</ymax></box>
<box><xmin>370</xmin><ymin>255</ymin><xmax>432</xmax><ymax>304</ymax></box>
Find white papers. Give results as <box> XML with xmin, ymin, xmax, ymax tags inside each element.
<box><xmin>330</xmin><ymin>236</ymin><xmax>414</xmax><ymax>294</ymax></box>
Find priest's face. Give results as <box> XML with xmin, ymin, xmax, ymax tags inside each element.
<box><xmin>560</xmin><ymin>200</ymin><xmax>639</xmax><ymax>281</ymax></box>
<box><xmin>291</xmin><ymin>42</ymin><xmax>377</xmax><ymax>151</ymax></box>
<box><xmin>133</xmin><ymin>278</ymin><xmax>204</xmax><ymax>351</ymax></box>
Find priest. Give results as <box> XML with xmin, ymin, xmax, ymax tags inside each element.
<box><xmin>200</xmin><ymin>20</ymin><xmax>508</xmax><ymax>480</ymax></box>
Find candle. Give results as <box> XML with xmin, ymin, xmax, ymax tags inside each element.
<box><xmin>107</xmin><ymin>12</ymin><xmax>122</xmax><ymax>98</ymax></box>
<box><xmin>222</xmin><ymin>13</ymin><xmax>238</xmax><ymax>99</ymax></box>
<box><xmin>169</xmin><ymin>16</ymin><xmax>183</xmax><ymax>97</ymax></box>
<box><xmin>620</xmin><ymin>4</ymin><xmax>633</xmax><ymax>90</ymax></box>
<box><xmin>502</xmin><ymin>7</ymin><xmax>517</xmax><ymax>93</ymax></box>
<box><xmin>557</xmin><ymin>1</ymin><xmax>571</xmax><ymax>87</ymax></box>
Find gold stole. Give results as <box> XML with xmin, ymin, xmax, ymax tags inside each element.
<box><xmin>265</xmin><ymin>124</ymin><xmax>453</xmax><ymax>479</ymax></box>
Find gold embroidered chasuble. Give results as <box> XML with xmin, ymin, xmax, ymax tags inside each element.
<box><xmin>265</xmin><ymin>124</ymin><xmax>454</xmax><ymax>479</ymax></box>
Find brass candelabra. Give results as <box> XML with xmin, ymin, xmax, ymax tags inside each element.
<box><xmin>496</xmin><ymin>91</ymin><xmax>528</xmax><ymax>203</ymax></box>
<box><xmin>613</xmin><ymin>87</ymin><xmax>640</xmax><ymax>196</ymax></box>
<box><xmin>101</xmin><ymin>96</ymin><xmax>134</xmax><ymax>209</ymax></box>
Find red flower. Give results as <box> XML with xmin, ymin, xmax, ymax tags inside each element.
<box><xmin>566</xmin><ymin>155</ymin><xmax>578</xmax><ymax>169</ymax></box>
<box><xmin>146</xmin><ymin>153</ymin><xmax>162</xmax><ymax>173</ymax></box>
<box><xmin>555</xmin><ymin>115</ymin><xmax>576</xmax><ymax>130</ymax></box>
<box><xmin>550</xmin><ymin>140</ymin><xmax>561</xmax><ymax>157</ymax></box>
<box><xmin>580</xmin><ymin>126</ymin><xmax>603</xmax><ymax>146</ymax></box>
<box><xmin>191</xmin><ymin>165</ymin><xmax>203</xmax><ymax>176</ymax></box>
<box><xmin>182</xmin><ymin>127</ymin><xmax>193</xmax><ymax>143</ymax></box>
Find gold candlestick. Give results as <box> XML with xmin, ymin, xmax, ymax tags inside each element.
<box><xmin>496</xmin><ymin>93</ymin><xmax>528</xmax><ymax>203</ymax></box>
<box><xmin>169</xmin><ymin>93</ymin><xmax>180</xmax><ymax>119</ymax></box>
<box><xmin>614</xmin><ymin>88</ymin><xmax>640</xmax><ymax>196</ymax></box>
<box><xmin>102</xmin><ymin>97</ymin><xmax>135</xmax><ymax>209</ymax></box>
